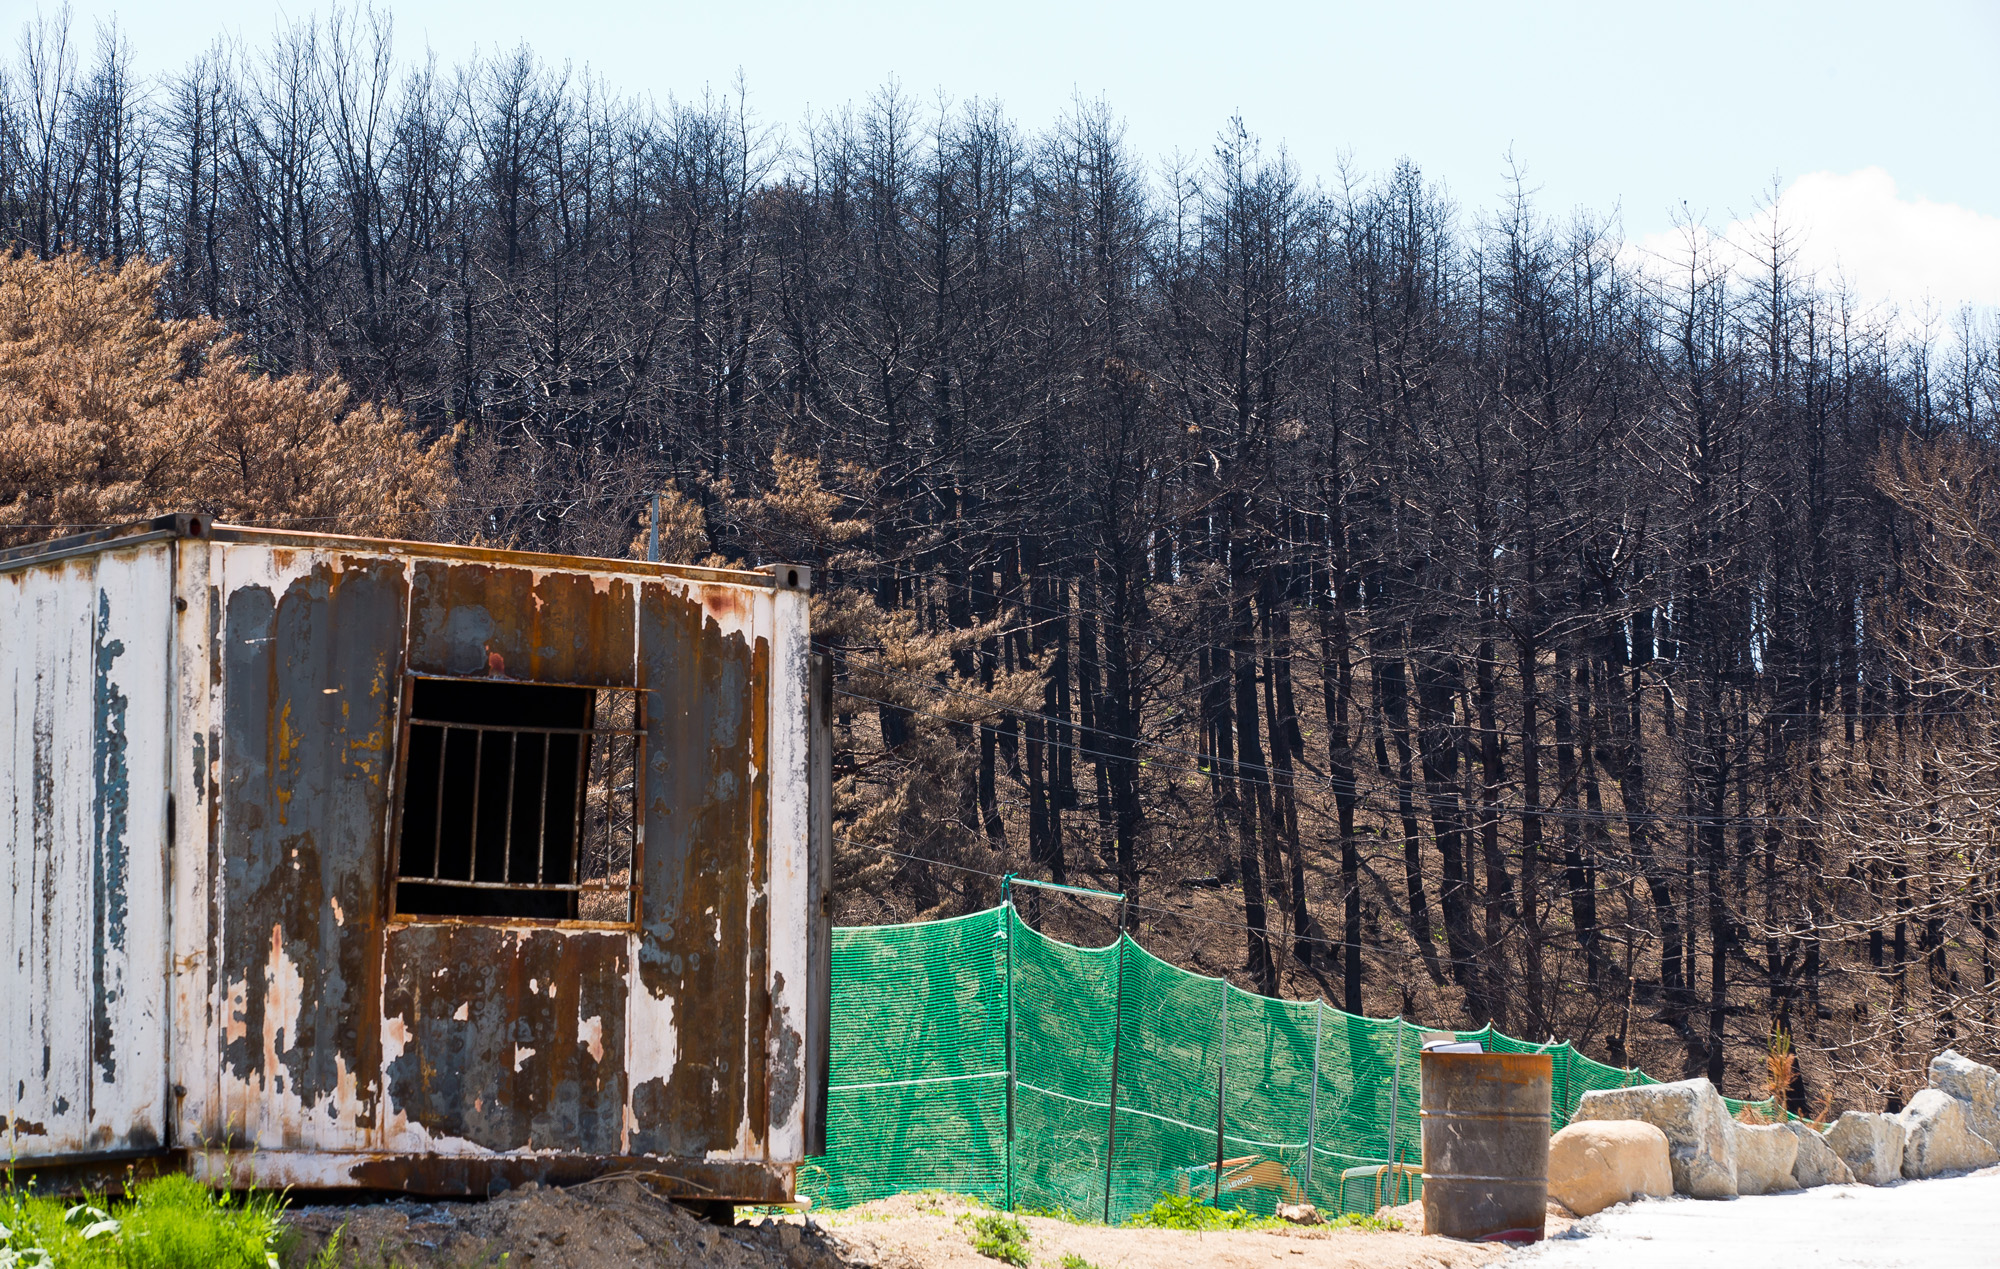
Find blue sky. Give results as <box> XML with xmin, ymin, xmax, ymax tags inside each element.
<box><xmin>32</xmin><ymin>0</ymin><xmax>2000</xmax><ymax>315</ymax></box>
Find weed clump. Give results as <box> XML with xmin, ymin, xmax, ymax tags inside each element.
<box><xmin>967</xmin><ymin>1211</ymin><xmax>1031</xmax><ymax>1265</ymax></box>
<box><xmin>1058</xmin><ymin>1255</ymin><xmax>1104</xmax><ymax>1269</ymax></box>
<box><xmin>1</xmin><ymin>1172</ymin><xmax>287</xmax><ymax>1268</ymax></box>
<box><xmin>1122</xmin><ymin>1193</ymin><xmax>1281</xmax><ymax>1231</ymax></box>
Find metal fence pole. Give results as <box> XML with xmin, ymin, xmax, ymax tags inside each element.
<box><xmin>1303</xmin><ymin>998</ymin><xmax>1325</xmax><ymax>1199</ymax></box>
<box><xmin>1002</xmin><ymin>901</ymin><xmax>1016</xmax><ymax>1212</ymax></box>
<box><xmin>1101</xmin><ymin>933</ymin><xmax>1128</xmax><ymax>1224</ymax></box>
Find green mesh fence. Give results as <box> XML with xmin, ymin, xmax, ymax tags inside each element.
<box><xmin>803</xmin><ymin>903</ymin><xmax>1684</xmax><ymax>1221</ymax></box>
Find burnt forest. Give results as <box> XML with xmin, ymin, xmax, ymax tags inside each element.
<box><xmin>6</xmin><ymin>10</ymin><xmax>1999</xmax><ymax>1116</ymax></box>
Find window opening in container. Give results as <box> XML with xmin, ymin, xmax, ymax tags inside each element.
<box><xmin>393</xmin><ymin>677</ymin><xmax>641</xmax><ymax>922</ymax></box>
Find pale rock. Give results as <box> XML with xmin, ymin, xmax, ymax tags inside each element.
<box><xmin>1898</xmin><ymin>1088</ymin><xmax>2000</xmax><ymax>1179</ymax></box>
<box><xmin>1572</xmin><ymin>1077</ymin><xmax>1739</xmax><ymax>1198</ymax></box>
<box><xmin>1731</xmin><ymin>1122</ymin><xmax>1801</xmax><ymax>1195</ymax></box>
<box><xmin>1546</xmin><ymin>1120</ymin><xmax>1674</xmax><ymax>1217</ymax></box>
<box><xmin>1929</xmin><ymin>1049</ymin><xmax>2000</xmax><ymax>1146</ymax></box>
<box><xmin>1377</xmin><ymin>1199</ymin><xmax>1423</xmax><ymax>1233</ymax></box>
<box><xmin>1275</xmin><ymin>1202</ymin><xmax>1321</xmax><ymax>1225</ymax></box>
<box><xmin>1783</xmin><ymin>1120</ymin><xmax>1855</xmax><ymax>1188</ymax></box>
<box><xmin>1825</xmin><ymin>1111</ymin><xmax>1906</xmax><ymax>1185</ymax></box>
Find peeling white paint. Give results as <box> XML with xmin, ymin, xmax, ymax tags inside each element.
<box><xmin>0</xmin><ymin>546</ymin><xmax>180</xmax><ymax>1156</ymax></box>
<box><xmin>764</xmin><ymin>583</ymin><xmax>813</xmax><ymax>1160</ymax></box>
<box><xmin>625</xmin><ymin>971</ymin><xmax>679</xmax><ymax>1118</ymax></box>
<box><xmin>6</xmin><ymin>532</ymin><xmax>817</xmax><ymax>1187</ymax></box>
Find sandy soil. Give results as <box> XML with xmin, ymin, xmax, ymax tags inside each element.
<box><xmin>819</xmin><ymin>1192</ymin><xmax>1524</xmax><ymax>1269</ymax></box>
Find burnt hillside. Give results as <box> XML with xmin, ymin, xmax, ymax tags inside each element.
<box><xmin>5</xmin><ymin>11</ymin><xmax>1997</xmax><ymax>1117</ymax></box>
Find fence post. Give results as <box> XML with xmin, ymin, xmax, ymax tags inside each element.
<box><xmin>1002</xmin><ymin>902</ymin><xmax>1015</xmax><ymax>1211</ymax></box>
<box><xmin>1213</xmin><ymin>979</ymin><xmax>1229</xmax><ymax>1204</ymax></box>
<box><xmin>1101</xmin><ymin>934</ymin><xmax>1128</xmax><ymax>1224</ymax></box>
<box><xmin>1303</xmin><ymin>998</ymin><xmax>1325</xmax><ymax>1200</ymax></box>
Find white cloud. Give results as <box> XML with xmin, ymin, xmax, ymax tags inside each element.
<box><xmin>1636</xmin><ymin>169</ymin><xmax>2000</xmax><ymax>327</ymax></box>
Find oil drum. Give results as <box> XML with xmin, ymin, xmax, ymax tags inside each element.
<box><xmin>1418</xmin><ymin>1051</ymin><xmax>1551</xmax><ymax>1242</ymax></box>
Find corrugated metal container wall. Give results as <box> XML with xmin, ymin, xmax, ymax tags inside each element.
<box><xmin>1</xmin><ymin>540</ymin><xmax>174</xmax><ymax>1161</ymax></box>
<box><xmin>1</xmin><ymin>521</ymin><xmax>822</xmax><ymax>1201</ymax></box>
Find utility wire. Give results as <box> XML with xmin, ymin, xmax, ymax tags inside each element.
<box><xmin>831</xmin><ymin>676</ymin><xmax>1844</xmax><ymax>831</ymax></box>
<box><xmin>840</xmin><ymin>835</ymin><xmax>1367</xmax><ymax>955</ymax></box>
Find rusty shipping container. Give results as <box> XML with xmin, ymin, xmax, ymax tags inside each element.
<box><xmin>1</xmin><ymin>515</ymin><xmax>831</xmax><ymax>1202</ymax></box>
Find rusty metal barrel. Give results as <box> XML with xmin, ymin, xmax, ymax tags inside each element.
<box><xmin>1419</xmin><ymin>1051</ymin><xmax>1551</xmax><ymax>1243</ymax></box>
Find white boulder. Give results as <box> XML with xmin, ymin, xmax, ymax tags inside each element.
<box><xmin>1783</xmin><ymin>1120</ymin><xmax>1855</xmax><ymax>1188</ymax></box>
<box><xmin>1732</xmin><ymin>1121</ymin><xmax>1801</xmax><ymax>1195</ymax></box>
<box><xmin>1898</xmin><ymin>1087</ymin><xmax>2000</xmax><ymax>1179</ymax></box>
<box><xmin>1928</xmin><ymin>1049</ymin><xmax>2000</xmax><ymax>1146</ymax></box>
<box><xmin>1572</xmin><ymin>1078</ymin><xmax>1738</xmax><ymax>1199</ymax></box>
<box><xmin>1825</xmin><ymin>1111</ymin><xmax>1906</xmax><ymax>1185</ymax></box>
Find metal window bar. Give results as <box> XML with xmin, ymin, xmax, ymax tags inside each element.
<box><xmin>395</xmin><ymin>686</ymin><xmax>643</xmax><ymax>921</ymax></box>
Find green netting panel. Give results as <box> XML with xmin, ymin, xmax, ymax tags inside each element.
<box><xmin>1106</xmin><ymin>940</ymin><xmax>1227</xmax><ymax>1220</ymax></box>
<box><xmin>1203</xmin><ymin>988</ymin><xmax>1317</xmax><ymax>1216</ymax></box>
<box><xmin>1304</xmin><ymin>1011</ymin><xmax>1409</xmax><ymax>1215</ymax></box>
<box><xmin>805</xmin><ymin>902</ymin><xmax>1693</xmax><ymax>1218</ymax></box>
<box><xmin>1724</xmin><ymin>1095</ymin><xmax>1783</xmax><ymax>1119</ymax></box>
<box><xmin>1570</xmin><ymin>1050</ymin><xmax>1646</xmax><ymax>1118</ymax></box>
<box><xmin>1009</xmin><ymin>909</ymin><xmax>1119</xmax><ymax>1216</ymax></box>
<box><xmin>803</xmin><ymin>907</ymin><xmax>1009</xmax><ymax>1208</ymax></box>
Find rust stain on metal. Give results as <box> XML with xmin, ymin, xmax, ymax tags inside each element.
<box><xmin>407</xmin><ymin>561</ymin><xmax>637</xmax><ymax>686</ymax></box>
<box><xmin>220</xmin><ymin>557</ymin><xmax>403</xmax><ymax>1143</ymax></box>
<box><xmin>696</xmin><ymin>583</ymin><xmax>749</xmax><ymax>631</ymax></box>
<box><xmin>5</xmin><ymin>520</ymin><xmax>815</xmax><ymax>1199</ymax></box>
<box><xmin>631</xmin><ymin>580</ymin><xmax>770</xmax><ymax>1158</ymax></box>
<box><xmin>381</xmin><ymin>925</ymin><xmax>628</xmax><ymax>1153</ymax></box>
<box><xmin>334</xmin><ymin>1154</ymin><xmax>793</xmax><ymax>1202</ymax></box>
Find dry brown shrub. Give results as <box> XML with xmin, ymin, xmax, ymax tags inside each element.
<box><xmin>0</xmin><ymin>251</ymin><xmax>452</xmax><ymax>544</ymax></box>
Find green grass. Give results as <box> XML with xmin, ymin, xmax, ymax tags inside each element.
<box><xmin>967</xmin><ymin>1212</ymin><xmax>1031</xmax><ymax>1265</ymax></box>
<box><xmin>1</xmin><ymin>1172</ymin><xmax>291</xmax><ymax>1268</ymax></box>
<box><xmin>1057</xmin><ymin>1255</ymin><xmax>1104</xmax><ymax>1269</ymax></box>
<box><xmin>1121</xmin><ymin>1193</ymin><xmax>1282</xmax><ymax>1232</ymax></box>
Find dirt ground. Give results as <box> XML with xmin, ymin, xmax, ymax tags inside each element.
<box><xmin>282</xmin><ymin>1185</ymin><xmax>1572</xmax><ymax>1269</ymax></box>
<box><xmin>820</xmin><ymin>1192</ymin><xmax>1530</xmax><ymax>1269</ymax></box>
<box><xmin>280</xmin><ymin>1178</ymin><xmax>844</xmax><ymax>1269</ymax></box>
